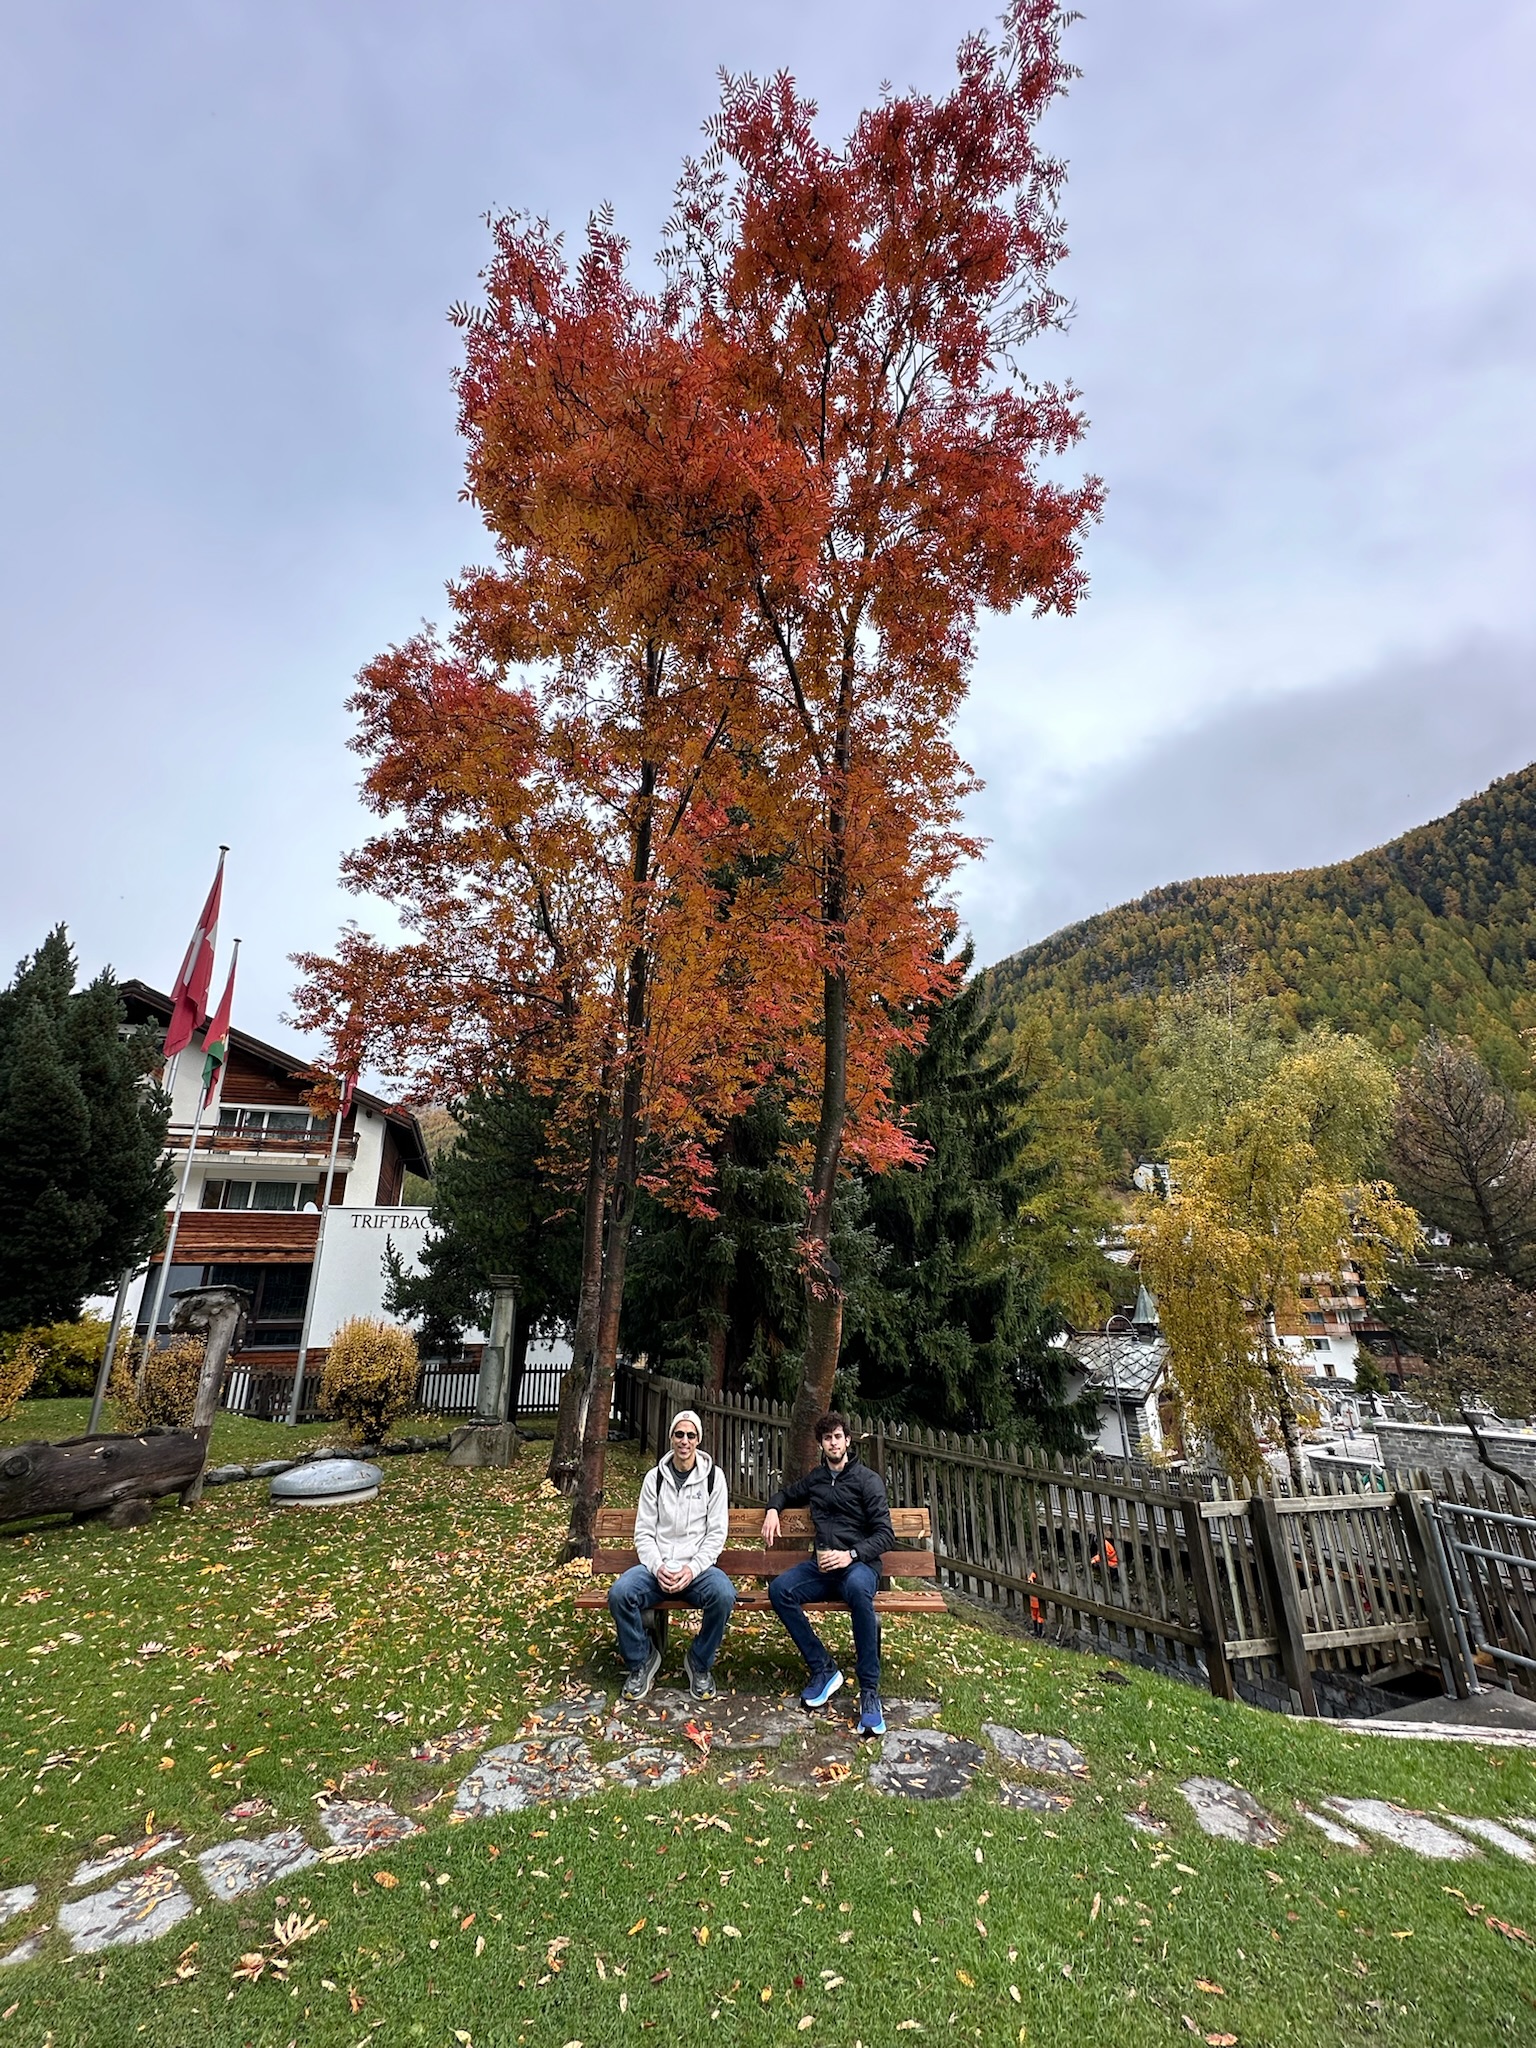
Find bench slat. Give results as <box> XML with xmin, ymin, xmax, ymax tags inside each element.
<box><xmin>594</xmin><ymin>1506</ymin><xmax>932</xmax><ymax>1542</ymax></box>
<box><xmin>574</xmin><ymin>1586</ymin><xmax>947</xmax><ymax>1614</ymax></box>
<box><xmin>591</xmin><ymin>1546</ymin><xmax>937</xmax><ymax>1579</ymax></box>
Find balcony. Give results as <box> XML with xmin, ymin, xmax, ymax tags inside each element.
<box><xmin>153</xmin><ymin>1209</ymin><xmax>322</xmax><ymax>1264</ymax></box>
<box><xmin>166</xmin><ymin>1123</ymin><xmax>357</xmax><ymax>1165</ymax></box>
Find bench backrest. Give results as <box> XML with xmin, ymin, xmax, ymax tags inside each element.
<box><xmin>591</xmin><ymin>1505</ymin><xmax>935</xmax><ymax>1580</ymax></box>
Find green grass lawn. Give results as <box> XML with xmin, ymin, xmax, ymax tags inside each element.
<box><xmin>2</xmin><ymin>1405</ymin><xmax>1535</xmax><ymax>2046</ymax></box>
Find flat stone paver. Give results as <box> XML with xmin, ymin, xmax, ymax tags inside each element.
<box><xmin>316</xmin><ymin>1797</ymin><xmax>422</xmax><ymax>1856</ymax></box>
<box><xmin>0</xmin><ymin>1932</ymin><xmax>47</xmax><ymax>1968</ymax></box>
<box><xmin>1443</xmin><ymin>1815</ymin><xmax>1536</xmax><ymax>1862</ymax></box>
<box><xmin>451</xmin><ymin>1737</ymin><xmax>601</xmax><ymax>1819</ymax></box>
<box><xmin>602</xmin><ymin>1746</ymin><xmax>692</xmax><ymax>1789</ymax></box>
<box><xmin>1297</xmin><ymin>1807</ymin><xmax>1370</xmax><ymax>1850</ymax></box>
<box><xmin>0</xmin><ymin>1887</ymin><xmax>37</xmax><ymax>1929</ymax></box>
<box><xmin>197</xmin><ymin>1826</ymin><xmax>320</xmax><ymax>1902</ymax></box>
<box><xmin>67</xmin><ymin>1833</ymin><xmax>184</xmax><ymax>1889</ymax></box>
<box><xmin>983</xmin><ymin>1726</ymin><xmax>1089</xmax><ymax>1778</ymax></box>
<box><xmin>1321</xmin><ymin>1798</ymin><xmax>1479</xmax><ymax>1860</ymax></box>
<box><xmin>1507</xmin><ymin>1817</ymin><xmax>1536</xmax><ymax>1841</ymax></box>
<box><xmin>57</xmin><ymin>1868</ymin><xmax>195</xmax><ymax>1953</ymax></box>
<box><xmin>869</xmin><ymin>1729</ymin><xmax>985</xmax><ymax>1801</ymax></box>
<box><xmin>411</xmin><ymin>1724</ymin><xmax>491</xmax><ymax>1763</ymax></box>
<box><xmin>525</xmin><ymin>1694</ymin><xmax>609</xmax><ymax>1734</ymax></box>
<box><xmin>998</xmin><ymin>1783</ymin><xmax>1074</xmax><ymax>1814</ymax></box>
<box><xmin>1122</xmin><ymin>1809</ymin><xmax>1169</xmax><ymax>1836</ymax></box>
<box><xmin>1179</xmin><ymin>1778</ymin><xmax>1285</xmax><ymax>1847</ymax></box>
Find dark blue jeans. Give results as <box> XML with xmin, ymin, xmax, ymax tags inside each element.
<box><xmin>608</xmin><ymin>1564</ymin><xmax>736</xmax><ymax>1674</ymax></box>
<box><xmin>768</xmin><ymin>1556</ymin><xmax>881</xmax><ymax>1695</ymax></box>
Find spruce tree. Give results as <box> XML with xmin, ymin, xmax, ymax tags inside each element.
<box><xmin>840</xmin><ymin>948</ymin><xmax>1103</xmax><ymax>1447</ymax></box>
<box><xmin>383</xmin><ymin>1082</ymin><xmax>581</xmax><ymax>1416</ymax></box>
<box><xmin>0</xmin><ymin>929</ymin><xmax>172</xmax><ymax>1330</ymax></box>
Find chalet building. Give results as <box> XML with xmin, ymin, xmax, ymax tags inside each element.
<box><xmin>119</xmin><ymin>982</ymin><xmax>431</xmax><ymax>1369</ymax></box>
<box><xmin>1062</xmin><ymin>1285</ymin><xmax>1175</xmax><ymax>1461</ymax></box>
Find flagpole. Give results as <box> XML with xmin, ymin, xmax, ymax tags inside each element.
<box><xmin>285</xmin><ymin>1100</ymin><xmax>347</xmax><ymax>1427</ymax></box>
<box><xmin>141</xmin><ymin>936</ymin><xmax>240</xmax><ymax>1349</ymax></box>
<box><xmin>141</xmin><ymin>1078</ymin><xmax>210</xmax><ymax>1348</ymax></box>
<box><xmin>88</xmin><ymin>1262</ymin><xmax>143</xmax><ymax>1435</ymax></box>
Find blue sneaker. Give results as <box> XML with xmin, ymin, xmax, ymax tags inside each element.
<box><xmin>800</xmin><ymin>1668</ymin><xmax>845</xmax><ymax>1711</ymax></box>
<box><xmin>857</xmin><ymin>1691</ymin><xmax>886</xmax><ymax>1738</ymax></box>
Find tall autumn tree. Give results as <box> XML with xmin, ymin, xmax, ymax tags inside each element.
<box><xmin>666</xmin><ymin>0</ymin><xmax>1102</xmax><ymax>1473</ymax></box>
<box><xmin>295</xmin><ymin>222</ymin><xmax>798</xmax><ymax>1551</ymax></box>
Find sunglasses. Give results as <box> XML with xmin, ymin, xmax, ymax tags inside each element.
<box><xmin>672</xmin><ymin>1428</ymin><xmax>699</xmax><ymax>1440</ymax></box>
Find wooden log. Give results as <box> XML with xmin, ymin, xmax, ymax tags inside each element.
<box><xmin>0</xmin><ymin>1430</ymin><xmax>206</xmax><ymax>1526</ymax></box>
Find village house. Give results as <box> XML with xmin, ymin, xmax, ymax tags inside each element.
<box><xmin>119</xmin><ymin>981</ymin><xmax>432</xmax><ymax>1380</ymax></box>
<box><xmin>1062</xmin><ymin>1284</ymin><xmax>1174</xmax><ymax>1461</ymax></box>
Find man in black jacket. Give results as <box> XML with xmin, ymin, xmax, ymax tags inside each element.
<box><xmin>762</xmin><ymin>1412</ymin><xmax>895</xmax><ymax>1737</ymax></box>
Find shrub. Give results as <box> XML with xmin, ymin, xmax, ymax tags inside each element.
<box><xmin>0</xmin><ymin>1339</ymin><xmax>40</xmax><ymax>1420</ymax></box>
<box><xmin>320</xmin><ymin>1318</ymin><xmax>419</xmax><ymax>1446</ymax></box>
<box><xmin>0</xmin><ymin>1316</ymin><xmax>110</xmax><ymax>1400</ymax></box>
<box><xmin>111</xmin><ymin>1334</ymin><xmax>207</xmax><ymax>1432</ymax></box>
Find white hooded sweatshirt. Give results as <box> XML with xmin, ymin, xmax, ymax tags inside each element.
<box><xmin>634</xmin><ymin>1449</ymin><xmax>729</xmax><ymax>1579</ymax></box>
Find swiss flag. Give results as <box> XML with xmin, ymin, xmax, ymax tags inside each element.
<box><xmin>163</xmin><ymin>850</ymin><xmax>226</xmax><ymax>1059</ymax></box>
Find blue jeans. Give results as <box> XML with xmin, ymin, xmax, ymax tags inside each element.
<box><xmin>608</xmin><ymin>1564</ymin><xmax>736</xmax><ymax>1674</ymax></box>
<box><xmin>768</xmin><ymin>1556</ymin><xmax>881</xmax><ymax>1695</ymax></box>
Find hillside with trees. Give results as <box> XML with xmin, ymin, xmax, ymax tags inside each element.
<box><xmin>982</xmin><ymin>762</ymin><xmax>1536</xmax><ymax>1168</ymax></box>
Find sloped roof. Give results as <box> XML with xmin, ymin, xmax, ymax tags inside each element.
<box><xmin>118</xmin><ymin>979</ymin><xmax>431</xmax><ymax>1180</ymax></box>
<box><xmin>1065</xmin><ymin>1331</ymin><xmax>1168</xmax><ymax>1403</ymax></box>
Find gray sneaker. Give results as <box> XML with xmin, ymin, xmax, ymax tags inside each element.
<box><xmin>684</xmin><ymin>1649</ymin><xmax>717</xmax><ymax>1701</ymax></box>
<box><xmin>621</xmin><ymin>1645</ymin><xmax>663</xmax><ymax>1701</ymax></box>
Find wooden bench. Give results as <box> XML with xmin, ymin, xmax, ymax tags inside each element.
<box><xmin>575</xmin><ymin>1506</ymin><xmax>946</xmax><ymax>1650</ymax></box>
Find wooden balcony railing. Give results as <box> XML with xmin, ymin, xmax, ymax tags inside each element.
<box><xmin>166</xmin><ymin>1124</ymin><xmax>357</xmax><ymax>1162</ymax></box>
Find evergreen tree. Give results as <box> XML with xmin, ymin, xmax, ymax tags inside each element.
<box><xmin>0</xmin><ymin>929</ymin><xmax>172</xmax><ymax>1330</ymax></box>
<box><xmin>839</xmin><ymin>949</ymin><xmax>1103</xmax><ymax>1448</ymax></box>
<box><xmin>383</xmin><ymin>1082</ymin><xmax>581</xmax><ymax>1417</ymax></box>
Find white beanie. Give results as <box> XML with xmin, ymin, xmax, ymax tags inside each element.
<box><xmin>670</xmin><ymin>1409</ymin><xmax>704</xmax><ymax>1442</ymax></box>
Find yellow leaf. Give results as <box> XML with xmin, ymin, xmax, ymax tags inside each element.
<box><xmin>1194</xmin><ymin>1979</ymin><xmax>1225</xmax><ymax>1996</ymax></box>
<box><xmin>912</xmin><ymin>1908</ymin><xmax>922</xmax><ymax>1926</ymax></box>
<box><xmin>798</xmin><ymin>2021</ymin><xmax>814</xmax><ymax>2033</ymax></box>
<box><xmin>373</xmin><ymin>1871</ymin><xmax>398</xmax><ymax>1890</ymax></box>
<box><xmin>956</xmin><ymin>1968</ymin><xmax>975</xmax><ymax>1987</ymax></box>
<box><xmin>627</xmin><ymin>1918</ymin><xmax>647</xmax><ymax>1937</ymax></box>
<box><xmin>761</xmin><ymin>1987</ymin><xmax>773</xmax><ymax>2004</ymax></box>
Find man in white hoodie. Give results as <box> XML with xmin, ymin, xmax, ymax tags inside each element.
<box><xmin>608</xmin><ymin>1408</ymin><xmax>734</xmax><ymax>1701</ymax></box>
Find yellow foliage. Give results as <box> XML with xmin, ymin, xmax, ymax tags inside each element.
<box><xmin>1130</xmin><ymin>1035</ymin><xmax>1420</xmax><ymax>1481</ymax></box>
<box><xmin>0</xmin><ymin>1338</ymin><xmax>41</xmax><ymax>1420</ymax></box>
<box><xmin>320</xmin><ymin>1317</ymin><xmax>419</xmax><ymax>1445</ymax></box>
<box><xmin>111</xmin><ymin>1334</ymin><xmax>208</xmax><ymax>1432</ymax></box>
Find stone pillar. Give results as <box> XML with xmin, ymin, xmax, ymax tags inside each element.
<box><xmin>452</xmin><ymin>1275</ymin><xmax>519</xmax><ymax>1467</ymax></box>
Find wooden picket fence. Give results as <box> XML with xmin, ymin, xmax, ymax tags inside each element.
<box><xmin>615</xmin><ymin>1366</ymin><xmax>1473</xmax><ymax>1713</ymax></box>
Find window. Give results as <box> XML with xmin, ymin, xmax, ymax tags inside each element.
<box><xmin>1305</xmin><ymin>1336</ymin><xmax>1331</xmax><ymax>1352</ymax></box>
<box><xmin>217</xmin><ymin>1106</ymin><xmax>319</xmax><ymax>1135</ymax></box>
<box><xmin>201</xmin><ymin>1180</ymin><xmax>319</xmax><ymax>1211</ymax></box>
<box><xmin>204</xmin><ymin>1263</ymin><xmax>314</xmax><ymax>1348</ymax></box>
<box><xmin>1305</xmin><ymin>1312</ymin><xmax>1326</xmax><ymax>1328</ymax></box>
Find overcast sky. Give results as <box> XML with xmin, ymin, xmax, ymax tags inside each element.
<box><xmin>3</xmin><ymin>0</ymin><xmax>1533</xmax><ymax>1051</ymax></box>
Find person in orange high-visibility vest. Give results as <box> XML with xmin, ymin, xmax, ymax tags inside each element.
<box><xmin>1027</xmin><ymin>1570</ymin><xmax>1044</xmax><ymax>1636</ymax></box>
<box><xmin>1089</xmin><ymin>1537</ymin><xmax>1120</xmax><ymax>1573</ymax></box>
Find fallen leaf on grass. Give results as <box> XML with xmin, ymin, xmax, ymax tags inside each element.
<box><xmin>956</xmin><ymin>1969</ymin><xmax>975</xmax><ymax>1987</ymax></box>
<box><xmin>373</xmin><ymin>1870</ymin><xmax>399</xmax><ymax>1889</ymax></box>
<box><xmin>695</xmin><ymin>1926</ymin><xmax>709</xmax><ymax>1946</ymax></box>
<box><xmin>1205</xmin><ymin>2035</ymin><xmax>1238</xmax><ymax>2046</ymax></box>
<box><xmin>231</xmin><ymin>1952</ymin><xmax>268</xmax><ymax>1984</ymax></box>
<box><xmin>652</xmin><ymin>1969</ymin><xmax>672</xmax><ymax>1985</ymax></box>
<box><xmin>896</xmin><ymin>2025</ymin><xmax>923</xmax><ymax>2034</ymax></box>
<box><xmin>1090</xmin><ymin>1893</ymin><xmax>1101</xmax><ymax>1923</ymax></box>
<box><xmin>798</xmin><ymin>2021</ymin><xmax>815</xmax><ymax>2033</ymax></box>
<box><xmin>1194</xmin><ymin>1980</ymin><xmax>1226</xmax><ymax>1996</ymax></box>
<box><xmin>1488</xmin><ymin>1917</ymin><xmax>1535</xmax><ymax>1947</ymax></box>
<box><xmin>547</xmin><ymin>1936</ymin><xmax>571</xmax><ymax>1971</ymax></box>
<box><xmin>348</xmin><ymin>1987</ymin><xmax>364</xmax><ymax>2013</ymax></box>
<box><xmin>627</xmin><ymin>1918</ymin><xmax>647</xmax><ymax>1937</ymax></box>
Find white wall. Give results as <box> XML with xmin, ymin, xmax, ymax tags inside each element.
<box><xmin>305</xmin><ymin>1205</ymin><xmax>485</xmax><ymax>1348</ymax></box>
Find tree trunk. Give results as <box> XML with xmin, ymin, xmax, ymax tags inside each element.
<box><xmin>705</xmin><ymin>1278</ymin><xmax>730</xmax><ymax>1398</ymax></box>
<box><xmin>787</xmin><ymin>960</ymin><xmax>849</xmax><ymax>1479</ymax></box>
<box><xmin>564</xmin><ymin>748</ymin><xmax>657</xmax><ymax>1556</ymax></box>
<box><xmin>547</xmin><ymin>1128</ymin><xmax>610</xmax><ymax>1491</ymax></box>
<box><xmin>506</xmin><ymin>1303</ymin><xmax>531</xmax><ymax>1429</ymax></box>
<box><xmin>1263</xmin><ymin>1308</ymin><xmax>1307</xmax><ymax>1491</ymax></box>
<box><xmin>1458</xmin><ymin>1395</ymin><xmax>1528</xmax><ymax>1488</ymax></box>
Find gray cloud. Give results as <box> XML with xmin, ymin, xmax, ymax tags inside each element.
<box><xmin>966</xmin><ymin>637</ymin><xmax>1536</xmax><ymax>967</ymax></box>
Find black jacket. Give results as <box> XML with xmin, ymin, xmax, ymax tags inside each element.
<box><xmin>769</xmin><ymin>1449</ymin><xmax>895</xmax><ymax>1565</ymax></box>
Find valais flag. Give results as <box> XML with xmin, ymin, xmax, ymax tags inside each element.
<box><xmin>200</xmin><ymin>945</ymin><xmax>239</xmax><ymax>1110</ymax></box>
<box><xmin>163</xmin><ymin>849</ymin><xmax>227</xmax><ymax>1059</ymax></box>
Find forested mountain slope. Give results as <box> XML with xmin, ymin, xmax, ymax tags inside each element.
<box><xmin>982</xmin><ymin>763</ymin><xmax>1536</xmax><ymax>1169</ymax></box>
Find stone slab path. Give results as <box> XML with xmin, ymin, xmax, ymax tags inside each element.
<box><xmin>7</xmin><ymin>1687</ymin><xmax>1536</xmax><ymax>1970</ymax></box>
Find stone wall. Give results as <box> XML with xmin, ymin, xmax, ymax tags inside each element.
<box><xmin>1375</xmin><ymin>1419</ymin><xmax>1536</xmax><ymax>1484</ymax></box>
